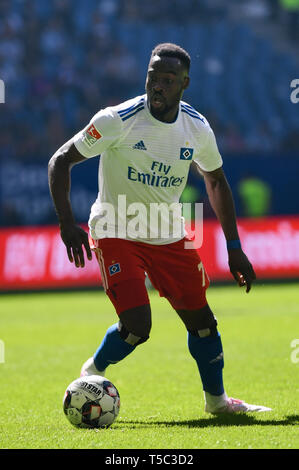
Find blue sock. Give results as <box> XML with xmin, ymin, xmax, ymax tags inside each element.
<box><xmin>93</xmin><ymin>323</ymin><xmax>135</xmax><ymax>371</ymax></box>
<box><xmin>188</xmin><ymin>330</ymin><xmax>224</xmax><ymax>396</ymax></box>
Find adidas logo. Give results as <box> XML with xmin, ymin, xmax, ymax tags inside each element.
<box><xmin>209</xmin><ymin>352</ymin><xmax>224</xmax><ymax>364</ymax></box>
<box><xmin>133</xmin><ymin>140</ymin><xmax>147</xmax><ymax>150</ymax></box>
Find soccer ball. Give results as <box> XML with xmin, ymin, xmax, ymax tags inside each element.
<box><xmin>63</xmin><ymin>375</ymin><xmax>120</xmax><ymax>428</ymax></box>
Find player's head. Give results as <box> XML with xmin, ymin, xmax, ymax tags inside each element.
<box><xmin>145</xmin><ymin>43</ymin><xmax>190</xmax><ymax>123</ymax></box>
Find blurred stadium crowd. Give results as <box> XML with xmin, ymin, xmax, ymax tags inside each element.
<box><xmin>0</xmin><ymin>0</ymin><xmax>298</xmax><ymax>164</ymax></box>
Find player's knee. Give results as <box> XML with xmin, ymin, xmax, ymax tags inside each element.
<box><xmin>176</xmin><ymin>304</ymin><xmax>218</xmax><ymax>338</ymax></box>
<box><xmin>118</xmin><ymin>321</ymin><xmax>150</xmax><ymax>346</ymax></box>
<box><xmin>118</xmin><ymin>304</ymin><xmax>152</xmax><ymax>346</ymax></box>
<box><xmin>190</xmin><ymin>323</ymin><xmax>218</xmax><ymax>338</ymax></box>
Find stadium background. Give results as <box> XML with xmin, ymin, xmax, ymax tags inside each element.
<box><xmin>0</xmin><ymin>0</ymin><xmax>298</xmax><ymax>290</ymax></box>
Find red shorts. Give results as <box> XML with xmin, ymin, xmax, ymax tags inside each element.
<box><xmin>90</xmin><ymin>237</ymin><xmax>210</xmax><ymax>314</ymax></box>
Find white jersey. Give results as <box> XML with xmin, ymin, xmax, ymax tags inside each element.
<box><xmin>73</xmin><ymin>94</ymin><xmax>222</xmax><ymax>245</ymax></box>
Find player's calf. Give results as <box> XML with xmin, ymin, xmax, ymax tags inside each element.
<box><xmin>81</xmin><ymin>303</ymin><xmax>152</xmax><ymax>377</ymax></box>
<box><xmin>175</xmin><ymin>304</ymin><xmax>225</xmax><ymax>397</ymax></box>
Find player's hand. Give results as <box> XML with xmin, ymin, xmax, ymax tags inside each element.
<box><xmin>228</xmin><ymin>248</ymin><xmax>256</xmax><ymax>293</ymax></box>
<box><xmin>59</xmin><ymin>223</ymin><xmax>92</xmax><ymax>268</ymax></box>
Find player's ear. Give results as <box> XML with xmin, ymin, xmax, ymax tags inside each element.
<box><xmin>183</xmin><ymin>76</ymin><xmax>190</xmax><ymax>90</ymax></box>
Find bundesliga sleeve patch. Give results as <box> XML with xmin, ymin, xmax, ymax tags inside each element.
<box><xmin>82</xmin><ymin>124</ymin><xmax>102</xmax><ymax>148</ymax></box>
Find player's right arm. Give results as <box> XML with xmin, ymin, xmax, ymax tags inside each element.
<box><xmin>48</xmin><ymin>139</ymin><xmax>92</xmax><ymax>268</ymax></box>
<box><xmin>48</xmin><ymin>106</ymin><xmax>121</xmax><ymax>267</ymax></box>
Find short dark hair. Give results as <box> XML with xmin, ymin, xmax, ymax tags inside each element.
<box><xmin>151</xmin><ymin>43</ymin><xmax>191</xmax><ymax>72</ymax></box>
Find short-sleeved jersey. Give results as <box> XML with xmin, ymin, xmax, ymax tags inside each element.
<box><xmin>73</xmin><ymin>94</ymin><xmax>222</xmax><ymax>245</ymax></box>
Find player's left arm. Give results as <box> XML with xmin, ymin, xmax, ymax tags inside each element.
<box><xmin>201</xmin><ymin>166</ymin><xmax>256</xmax><ymax>293</ymax></box>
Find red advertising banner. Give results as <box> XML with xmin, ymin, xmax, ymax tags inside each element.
<box><xmin>0</xmin><ymin>216</ymin><xmax>299</xmax><ymax>290</ymax></box>
<box><xmin>0</xmin><ymin>225</ymin><xmax>101</xmax><ymax>290</ymax></box>
<box><xmin>194</xmin><ymin>216</ymin><xmax>299</xmax><ymax>281</ymax></box>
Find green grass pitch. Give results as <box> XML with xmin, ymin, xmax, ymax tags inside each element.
<box><xmin>0</xmin><ymin>283</ymin><xmax>298</xmax><ymax>449</ymax></box>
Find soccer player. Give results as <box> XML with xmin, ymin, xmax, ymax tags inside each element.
<box><xmin>48</xmin><ymin>43</ymin><xmax>271</xmax><ymax>414</ymax></box>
